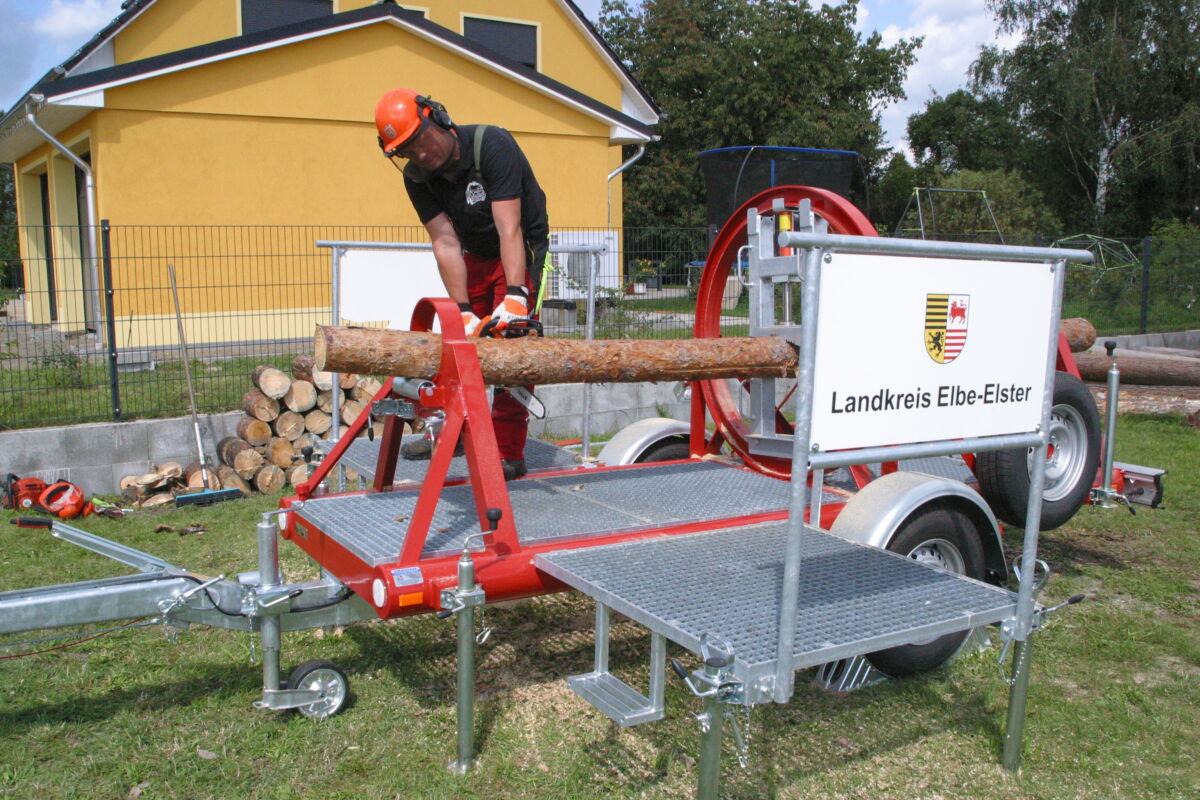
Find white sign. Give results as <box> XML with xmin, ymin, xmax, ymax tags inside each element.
<box><xmin>339</xmin><ymin>248</ymin><xmax>444</xmax><ymax>331</ymax></box>
<box><xmin>809</xmin><ymin>252</ymin><xmax>1056</xmax><ymax>451</ymax></box>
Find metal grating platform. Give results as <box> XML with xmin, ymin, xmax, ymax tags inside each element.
<box><xmin>316</xmin><ymin>435</ymin><xmax>579</xmax><ymax>484</ymax></box>
<box><xmin>535</xmin><ymin>522</ymin><xmax>1017</xmax><ymax>690</ymax></box>
<box><xmin>293</xmin><ymin>461</ymin><xmax>837</xmax><ymax>564</ymax></box>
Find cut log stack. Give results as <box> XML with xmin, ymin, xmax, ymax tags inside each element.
<box><xmin>217</xmin><ymin>356</ymin><xmax>388</xmax><ymax>496</ymax></box>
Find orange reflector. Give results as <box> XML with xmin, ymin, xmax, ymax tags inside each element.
<box><xmin>397</xmin><ymin>591</ymin><xmax>424</xmax><ymax>607</ymax></box>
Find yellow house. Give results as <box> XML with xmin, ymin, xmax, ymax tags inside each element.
<box><xmin>0</xmin><ymin>0</ymin><xmax>658</xmax><ymax>342</ymax></box>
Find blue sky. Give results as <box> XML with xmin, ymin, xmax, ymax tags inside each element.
<box><xmin>1</xmin><ymin>0</ymin><xmax>1016</xmax><ymax>156</ymax></box>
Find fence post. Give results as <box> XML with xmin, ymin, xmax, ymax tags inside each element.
<box><xmin>101</xmin><ymin>219</ymin><xmax>121</xmax><ymax>422</ymax></box>
<box><xmin>1139</xmin><ymin>236</ymin><xmax>1151</xmax><ymax>335</ymax></box>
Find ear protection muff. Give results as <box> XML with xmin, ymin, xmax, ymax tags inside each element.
<box><xmin>415</xmin><ymin>95</ymin><xmax>453</xmax><ymax>130</ymax></box>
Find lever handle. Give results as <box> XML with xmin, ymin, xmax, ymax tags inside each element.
<box><xmin>11</xmin><ymin>517</ymin><xmax>52</xmax><ymax>528</ymax></box>
<box><xmin>670</xmin><ymin>658</ymin><xmax>690</xmax><ymax>680</ymax></box>
<box><xmin>486</xmin><ymin>507</ymin><xmax>502</xmax><ymax>531</ymax></box>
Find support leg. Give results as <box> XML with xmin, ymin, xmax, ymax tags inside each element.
<box><xmin>696</xmin><ymin>659</ymin><xmax>726</xmax><ymax>800</ymax></box>
<box><xmin>449</xmin><ymin>604</ymin><xmax>478</xmax><ymax>775</ymax></box>
<box><xmin>1002</xmin><ymin>636</ymin><xmax>1034</xmax><ymax>772</ymax></box>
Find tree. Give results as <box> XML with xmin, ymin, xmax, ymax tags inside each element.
<box><xmin>906</xmin><ymin>90</ymin><xmax>1026</xmax><ymax>174</ymax></box>
<box><xmin>599</xmin><ymin>0</ymin><xmax>919</xmax><ymax>228</ymax></box>
<box><xmin>971</xmin><ymin>0</ymin><xmax>1200</xmax><ymax>234</ymax></box>
<box><xmin>0</xmin><ymin>164</ymin><xmax>17</xmax><ymax>288</ymax></box>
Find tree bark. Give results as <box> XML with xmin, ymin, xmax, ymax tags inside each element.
<box><xmin>1075</xmin><ymin>351</ymin><xmax>1200</xmax><ymax>386</ymax></box>
<box><xmin>1060</xmin><ymin>318</ymin><xmax>1096</xmax><ymax>353</ymax></box>
<box><xmin>315</xmin><ymin>326</ymin><xmax>798</xmax><ymax>385</ymax></box>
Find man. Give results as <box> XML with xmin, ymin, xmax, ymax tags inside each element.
<box><xmin>374</xmin><ymin>88</ymin><xmax>549</xmax><ymax>480</ymax></box>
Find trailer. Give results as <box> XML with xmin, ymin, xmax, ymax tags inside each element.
<box><xmin>0</xmin><ymin>186</ymin><xmax>1164</xmax><ymax>797</ymax></box>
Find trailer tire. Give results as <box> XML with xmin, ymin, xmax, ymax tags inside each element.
<box><xmin>974</xmin><ymin>372</ymin><xmax>1100</xmax><ymax>531</ymax></box>
<box><xmin>633</xmin><ymin>438</ymin><xmax>690</xmax><ymax>463</ymax></box>
<box><xmin>866</xmin><ymin>503</ymin><xmax>986</xmax><ymax>678</ymax></box>
<box><xmin>287</xmin><ymin>659</ymin><xmax>350</xmax><ymax>720</ymax></box>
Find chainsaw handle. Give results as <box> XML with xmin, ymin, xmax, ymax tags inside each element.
<box><xmin>11</xmin><ymin>517</ymin><xmax>53</xmax><ymax>528</ymax></box>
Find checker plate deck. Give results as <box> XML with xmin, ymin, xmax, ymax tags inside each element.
<box><xmin>535</xmin><ymin>523</ymin><xmax>1018</xmax><ymax>683</ymax></box>
<box><xmin>294</xmin><ymin>461</ymin><xmax>842</xmax><ymax>563</ymax></box>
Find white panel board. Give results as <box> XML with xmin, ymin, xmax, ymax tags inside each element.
<box><xmin>338</xmin><ymin>248</ymin><xmax>444</xmax><ymax>331</ymax></box>
<box><xmin>810</xmin><ymin>253</ymin><xmax>1056</xmax><ymax>451</ymax></box>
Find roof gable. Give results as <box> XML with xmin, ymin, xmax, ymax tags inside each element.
<box><xmin>2</xmin><ymin>1</ymin><xmax>656</xmax><ymax>135</ymax></box>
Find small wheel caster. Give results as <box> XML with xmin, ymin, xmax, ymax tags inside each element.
<box><xmin>286</xmin><ymin>659</ymin><xmax>350</xmax><ymax>720</ymax></box>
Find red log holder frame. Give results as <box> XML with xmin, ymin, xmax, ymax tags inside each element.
<box><xmin>295</xmin><ymin>297</ymin><xmax>519</xmax><ymax>559</ymax></box>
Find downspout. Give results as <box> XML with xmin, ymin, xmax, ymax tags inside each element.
<box><xmin>606</xmin><ymin>144</ymin><xmax>647</xmax><ymax>227</ymax></box>
<box><xmin>24</xmin><ymin>94</ymin><xmax>102</xmax><ymax>337</ymax></box>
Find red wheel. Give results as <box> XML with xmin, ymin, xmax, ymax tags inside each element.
<box><xmin>695</xmin><ymin>186</ymin><xmax>877</xmax><ymax>479</ymax></box>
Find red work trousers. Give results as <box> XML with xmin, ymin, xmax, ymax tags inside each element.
<box><xmin>464</xmin><ymin>252</ymin><xmax>534</xmax><ymax>460</ymax></box>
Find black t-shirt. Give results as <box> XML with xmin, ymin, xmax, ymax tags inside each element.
<box><xmin>403</xmin><ymin>124</ymin><xmax>548</xmax><ymax>260</ymax></box>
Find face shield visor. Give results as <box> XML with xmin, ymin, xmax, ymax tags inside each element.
<box><xmin>382</xmin><ymin>119</ymin><xmax>456</xmax><ymax>176</ymax></box>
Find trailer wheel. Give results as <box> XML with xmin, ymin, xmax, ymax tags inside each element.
<box><xmin>286</xmin><ymin>660</ymin><xmax>350</xmax><ymax>720</ymax></box>
<box><xmin>974</xmin><ymin>371</ymin><xmax>1100</xmax><ymax>531</ymax></box>
<box><xmin>634</xmin><ymin>438</ymin><xmax>690</xmax><ymax>463</ymax></box>
<box><xmin>866</xmin><ymin>503</ymin><xmax>986</xmax><ymax>678</ymax></box>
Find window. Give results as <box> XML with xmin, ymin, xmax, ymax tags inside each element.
<box><xmin>241</xmin><ymin>0</ymin><xmax>332</xmax><ymax>36</ymax></box>
<box><xmin>463</xmin><ymin>17</ymin><xmax>537</xmax><ymax>70</ymax></box>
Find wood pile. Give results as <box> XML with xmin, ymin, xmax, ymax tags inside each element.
<box><xmin>121</xmin><ymin>356</ymin><xmax>388</xmax><ymax>507</ymax></box>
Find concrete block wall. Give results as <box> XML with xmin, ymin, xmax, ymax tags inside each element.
<box><xmin>0</xmin><ymin>412</ymin><xmax>243</xmax><ymax>497</ymax></box>
<box><xmin>0</xmin><ymin>383</ymin><xmax>690</xmax><ymax>496</ymax></box>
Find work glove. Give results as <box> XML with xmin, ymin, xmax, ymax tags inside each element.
<box><xmin>482</xmin><ymin>286</ymin><xmax>529</xmax><ymax>337</ymax></box>
<box><xmin>458</xmin><ymin>304</ymin><xmax>483</xmax><ymax>337</ymax></box>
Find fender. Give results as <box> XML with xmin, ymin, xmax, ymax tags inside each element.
<box><xmin>829</xmin><ymin>470</ymin><xmax>1008</xmax><ymax>584</ymax></box>
<box><xmin>596</xmin><ymin>417</ymin><xmax>690</xmax><ymax>466</ymax></box>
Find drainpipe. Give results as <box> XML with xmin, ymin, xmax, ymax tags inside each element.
<box><xmin>606</xmin><ymin>144</ymin><xmax>647</xmax><ymax>227</ymax></box>
<box><xmin>25</xmin><ymin>94</ymin><xmax>102</xmax><ymax>339</ymax></box>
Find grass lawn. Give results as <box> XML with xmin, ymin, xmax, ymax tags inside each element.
<box><xmin>0</xmin><ymin>414</ymin><xmax>1196</xmax><ymax>799</ymax></box>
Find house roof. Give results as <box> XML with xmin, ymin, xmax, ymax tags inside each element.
<box><xmin>0</xmin><ymin>1</ymin><xmax>658</xmax><ymax>162</ymax></box>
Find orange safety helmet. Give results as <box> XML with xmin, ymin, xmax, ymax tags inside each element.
<box><xmin>374</xmin><ymin>89</ymin><xmax>452</xmax><ymax>155</ymax></box>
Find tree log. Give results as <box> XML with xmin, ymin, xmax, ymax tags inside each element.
<box><xmin>304</xmin><ymin>409</ymin><xmax>332</xmax><ymax>435</ymax></box>
<box><xmin>219</xmin><ymin>437</ymin><xmax>265</xmax><ymax>479</ymax></box>
<box><xmin>316</xmin><ymin>389</ymin><xmax>337</xmax><ymax>413</ymax></box>
<box><xmin>254</xmin><ymin>464</ymin><xmax>286</xmax><ymax>494</ymax></box>
<box><xmin>283</xmin><ymin>380</ymin><xmax>317</xmax><ymax>413</ymax></box>
<box><xmin>216</xmin><ymin>466</ymin><xmax>252</xmax><ymax>497</ymax></box>
<box><xmin>341</xmin><ymin>399</ymin><xmax>366</xmax><ymax>426</ymax></box>
<box><xmin>267</xmin><ymin>437</ymin><xmax>295</xmax><ymax>469</ymax></box>
<box><xmin>338</xmin><ymin>372</ymin><xmax>358</xmax><ymax>390</ymax></box>
<box><xmin>252</xmin><ymin>365</ymin><xmax>291</xmax><ymax>399</ymax></box>
<box><xmin>315</xmin><ymin>326</ymin><xmax>798</xmax><ymax>385</ymax></box>
<box><xmin>242</xmin><ymin>390</ymin><xmax>280</xmax><ymax>422</ymax></box>
<box><xmin>274</xmin><ymin>410</ymin><xmax>305</xmax><ymax>441</ymax></box>
<box><xmin>236</xmin><ymin>416</ymin><xmax>272</xmax><ymax>446</ymax></box>
<box><xmin>1075</xmin><ymin>350</ymin><xmax>1200</xmax><ymax>386</ymax></box>
<box><xmin>285</xmin><ymin>464</ymin><xmax>309</xmax><ymax>487</ymax></box>
<box><xmin>292</xmin><ymin>354</ymin><xmax>335</xmax><ymax>391</ymax></box>
<box><xmin>1060</xmin><ymin>318</ymin><xmax>1096</xmax><ymax>353</ymax></box>
<box><xmin>183</xmin><ymin>461</ymin><xmax>220</xmax><ymax>490</ymax></box>
<box><xmin>352</xmin><ymin>376</ymin><xmax>384</xmax><ymax>403</ymax></box>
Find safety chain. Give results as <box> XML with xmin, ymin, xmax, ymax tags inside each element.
<box><xmin>725</xmin><ymin>704</ymin><xmax>753</xmax><ymax>769</ymax></box>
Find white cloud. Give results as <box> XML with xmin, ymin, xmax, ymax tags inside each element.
<box><xmin>1</xmin><ymin>0</ymin><xmax>123</xmax><ymax>114</ymax></box>
<box><xmin>33</xmin><ymin>0</ymin><xmax>123</xmax><ymax>42</ymax></box>
<box><xmin>871</xmin><ymin>0</ymin><xmax>1019</xmax><ymax>157</ymax></box>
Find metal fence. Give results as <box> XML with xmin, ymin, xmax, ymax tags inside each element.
<box><xmin>0</xmin><ymin>222</ymin><xmax>1196</xmax><ymax>430</ymax></box>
